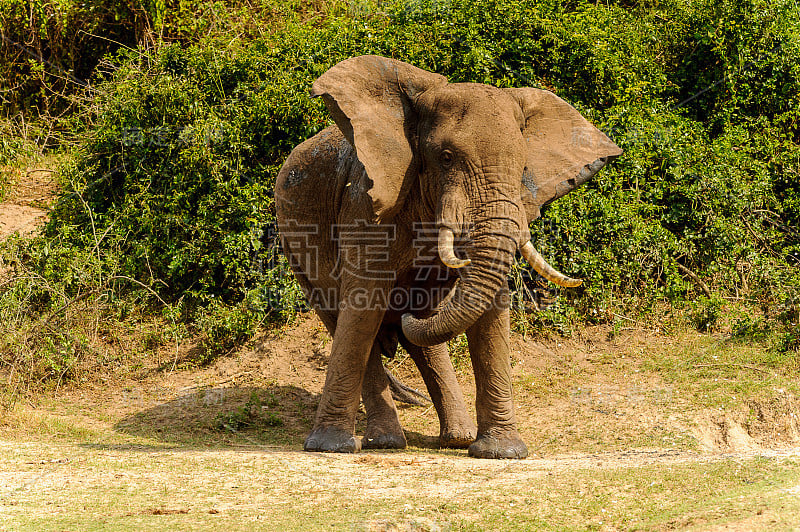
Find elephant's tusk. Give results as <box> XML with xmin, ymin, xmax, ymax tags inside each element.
<box><xmin>438</xmin><ymin>227</ymin><xmax>471</xmax><ymax>269</ymax></box>
<box><xmin>520</xmin><ymin>241</ymin><xmax>582</xmax><ymax>287</ymax></box>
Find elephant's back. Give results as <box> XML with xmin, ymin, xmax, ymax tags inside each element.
<box><xmin>275</xmin><ymin>125</ymin><xmax>350</xmax><ymax>221</ymax></box>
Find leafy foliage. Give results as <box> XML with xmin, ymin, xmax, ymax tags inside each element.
<box><xmin>2</xmin><ymin>0</ymin><xmax>800</xmax><ymax>390</ymax></box>
<box><xmin>214</xmin><ymin>390</ymin><xmax>283</xmax><ymax>431</ymax></box>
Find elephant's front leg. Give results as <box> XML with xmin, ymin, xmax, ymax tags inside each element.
<box><xmin>465</xmin><ymin>285</ymin><xmax>529</xmax><ymax>459</ymax></box>
<box><xmin>304</xmin><ymin>303</ymin><xmax>386</xmax><ymax>453</ymax></box>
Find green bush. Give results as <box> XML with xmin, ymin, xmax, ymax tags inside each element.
<box><xmin>0</xmin><ymin>0</ymin><xmax>312</xmax><ymax>117</ymax></box>
<box><xmin>49</xmin><ymin>41</ymin><xmax>323</xmax><ymax>307</ymax></box>
<box><xmin>3</xmin><ymin>0</ymin><xmax>800</xmax><ymax>390</ymax></box>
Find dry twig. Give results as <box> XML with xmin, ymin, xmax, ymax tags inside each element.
<box><xmin>676</xmin><ymin>263</ymin><xmax>712</xmax><ymax>297</ymax></box>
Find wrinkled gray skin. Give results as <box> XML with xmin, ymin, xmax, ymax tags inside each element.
<box><xmin>276</xmin><ymin>55</ymin><xmax>621</xmax><ymax>458</ymax></box>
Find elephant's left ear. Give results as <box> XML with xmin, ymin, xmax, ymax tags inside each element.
<box><xmin>503</xmin><ymin>88</ymin><xmax>622</xmax><ymax>223</ymax></box>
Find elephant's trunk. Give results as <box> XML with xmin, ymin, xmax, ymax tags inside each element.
<box><xmin>402</xmin><ymin>202</ymin><xmax>518</xmax><ymax>347</ymax></box>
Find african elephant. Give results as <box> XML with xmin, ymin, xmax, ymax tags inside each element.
<box><xmin>276</xmin><ymin>55</ymin><xmax>621</xmax><ymax>458</ymax></box>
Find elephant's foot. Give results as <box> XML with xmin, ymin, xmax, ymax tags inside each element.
<box><xmin>439</xmin><ymin>422</ymin><xmax>477</xmax><ymax>449</ymax></box>
<box><xmin>467</xmin><ymin>433</ymin><xmax>528</xmax><ymax>459</ymax></box>
<box><xmin>304</xmin><ymin>426</ymin><xmax>360</xmax><ymax>453</ymax></box>
<box><xmin>362</xmin><ymin>426</ymin><xmax>407</xmax><ymax>450</ymax></box>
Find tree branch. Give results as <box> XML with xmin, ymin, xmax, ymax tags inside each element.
<box><xmin>676</xmin><ymin>263</ymin><xmax>712</xmax><ymax>298</ymax></box>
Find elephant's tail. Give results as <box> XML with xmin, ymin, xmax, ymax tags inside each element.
<box><xmin>386</xmin><ymin>369</ymin><xmax>431</xmax><ymax>406</ymax></box>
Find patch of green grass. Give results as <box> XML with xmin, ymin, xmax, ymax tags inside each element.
<box><xmin>0</xmin><ymin>119</ymin><xmax>48</xmax><ymax>201</ymax></box>
<box><xmin>214</xmin><ymin>390</ymin><xmax>284</xmax><ymax>431</ymax></box>
<box><xmin>448</xmin><ymin>457</ymin><xmax>800</xmax><ymax>531</ymax></box>
<box><xmin>446</xmin><ymin>333</ymin><xmax>472</xmax><ymax>372</ymax></box>
<box><xmin>642</xmin><ymin>332</ymin><xmax>800</xmax><ymax>410</ymax></box>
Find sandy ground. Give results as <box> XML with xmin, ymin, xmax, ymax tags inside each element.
<box><xmin>0</xmin><ymin>204</ymin><xmax>46</xmax><ymax>238</ymax></box>
<box><xmin>0</xmin><ymin>168</ymin><xmax>53</xmax><ymax>239</ymax></box>
<box><xmin>2</xmin><ymin>314</ymin><xmax>799</xmax><ymax>530</ymax></box>
<box><xmin>2</xmin><ymin>407</ymin><xmax>799</xmax><ymax>530</ymax></box>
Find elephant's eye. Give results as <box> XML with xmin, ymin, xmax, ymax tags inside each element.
<box><xmin>440</xmin><ymin>150</ymin><xmax>454</xmax><ymax>168</ymax></box>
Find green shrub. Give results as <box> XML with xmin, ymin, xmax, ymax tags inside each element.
<box><xmin>733</xmin><ymin>315</ymin><xmax>770</xmax><ymax>343</ymax></box>
<box><xmin>3</xmin><ymin>0</ymin><xmax>800</xmax><ymax>392</ymax></box>
<box><xmin>49</xmin><ymin>41</ymin><xmax>320</xmax><ymax>308</ymax></box>
<box><xmin>214</xmin><ymin>390</ymin><xmax>283</xmax><ymax>431</ymax></box>
<box><xmin>688</xmin><ymin>295</ymin><xmax>724</xmax><ymax>333</ymax></box>
<box><xmin>0</xmin><ymin>0</ymin><xmax>313</xmax><ymax>117</ymax></box>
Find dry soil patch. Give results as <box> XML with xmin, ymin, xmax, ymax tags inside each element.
<box><xmin>0</xmin><ymin>167</ymin><xmax>54</xmax><ymax>239</ymax></box>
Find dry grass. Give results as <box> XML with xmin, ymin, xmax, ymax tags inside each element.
<box><xmin>2</xmin><ymin>316</ymin><xmax>800</xmax><ymax>530</ymax></box>
<box><xmin>2</xmin><ymin>438</ymin><xmax>799</xmax><ymax>530</ymax></box>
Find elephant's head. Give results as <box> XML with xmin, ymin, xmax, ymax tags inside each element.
<box><xmin>311</xmin><ymin>55</ymin><xmax>621</xmax><ymax>346</ymax></box>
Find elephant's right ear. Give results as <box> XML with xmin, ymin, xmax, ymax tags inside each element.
<box><xmin>311</xmin><ymin>55</ymin><xmax>448</xmax><ymax>222</ymax></box>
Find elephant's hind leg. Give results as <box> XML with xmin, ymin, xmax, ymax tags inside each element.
<box><xmin>361</xmin><ymin>340</ymin><xmax>407</xmax><ymax>450</ymax></box>
<box><xmin>399</xmin><ymin>338</ymin><xmax>477</xmax><ymax>449</ymax></box>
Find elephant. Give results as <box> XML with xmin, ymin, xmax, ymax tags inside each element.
<box><xmin>275</xmin><ymin>55</ymin><xmax>621</xmax><ymax>458</ymax></box>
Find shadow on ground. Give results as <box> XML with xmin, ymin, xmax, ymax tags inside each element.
<box><xmin>109</xmin><ymin>384</ymin><xmax>441</xmax><ymax>452</ymax></box>
<box><xmin>112</xmin><ymin>385</ymin><xmax>316</xmax><ymax>448</ymax></box>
